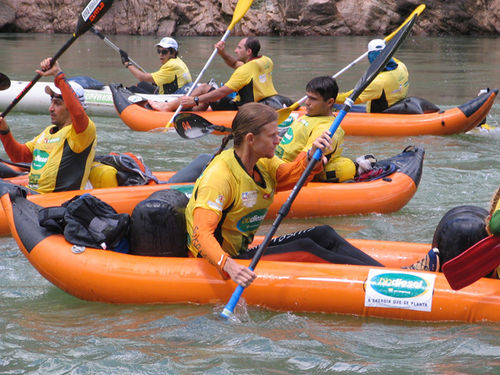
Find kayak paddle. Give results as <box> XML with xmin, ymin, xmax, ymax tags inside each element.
<box><xmin>90</xmin><ymin>26</ymin><xmax>146</xmax><ymax>72</ymax></box>
<box><xmin>220</xmin><ymin>9</ymin><xmax>420</xmax><ymax>319</ymax></box>
<box><xmin>173</xmin><ymin>113</ymin><xmax>231</xmax><ymax>139</ymax></box>
<box><xmin>442</xmin><ymin>235</ymin><xmax>500</xmax><ymax>290</ymax></box>
<box><xmin>165</xmin><ymin>0</ymin><xmax>254</xmax><ymax>128</ymax></box>
<box><xmin>276</xmin><ymin>3</ymin><xmax>426</xmax><ymax>124</ymax></box>
<box><xmin>0</xmin><ymin>73</ymin><xmax>11</xmax><ymax>91</ymax></box>
<box><xmin>0</xmin><ymin>0</ymin><xmax>114</xmax><ymax>118</ymax></box>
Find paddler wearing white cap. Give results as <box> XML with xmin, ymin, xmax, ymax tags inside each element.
<box><xmin>120</xmin><ymin>36</ymin><xmax>193</xmax><ymax>95</ymax></box>
<box><xmin>335</xmin><ymin>39</ymin><xmax>410</xmax><ymax>113</ymax></box>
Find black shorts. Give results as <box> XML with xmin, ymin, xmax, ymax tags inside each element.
<box><xmin>209</xmin><ymin>92</ymin><xmax>294</xmax><ymax>111</ymax></box>
<box><xmin>209</xmin><ymin>95</ymin><xmax>239</xmax><ymax>111</ymax></box>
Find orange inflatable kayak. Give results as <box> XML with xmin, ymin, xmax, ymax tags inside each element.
<box><xmin>0</xmin><ymin>146</ymin><xmax>424</xmax><ymax>236</ymax></box>
<box><xmin>2</xmin><ymin>192</ymin><xmax>498</xmax><ymax>323</ymax></box>
<box><xmin>110</xmin><ymin>84</ymin><xmax>498</xmax><ymax>136</ymax></box>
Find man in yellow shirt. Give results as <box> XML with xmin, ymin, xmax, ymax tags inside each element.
<box><xmin>121</xmin><ymin>37</ymin><xmax>192</xmax><ymax>95</ymax></box>
<box><xmin>336</xmin><ymin>39</ymin><xmax>409</xmax><ymax>113</ymax></box>
<box><xmin>276</xmin><ymin>76</ymin><xmax>373</xmax><ymax>182</ymax></box>
<box><xmin>0</xmin><ymin>58</ymin><xmax>96</xmax><ymax>193</ymax></box>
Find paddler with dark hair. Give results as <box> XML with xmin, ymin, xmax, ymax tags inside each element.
<box><xmin>0</xmin><ymin>58</ymin><xmax>96</xmax><ymax>193</ymax></box>
<box><xmin>276</xmin><ymin>76</ymin><xmax>376</xmax><ymax>183</ymax></box>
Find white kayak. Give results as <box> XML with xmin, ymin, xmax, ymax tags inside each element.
<box><xmin>0</xmin><ymin>77</ymin><xmax>180</xmax><ymax>117</ymax></box>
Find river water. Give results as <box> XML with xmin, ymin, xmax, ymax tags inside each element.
<box><xmin>0</xmin><ymin>32</ymin><xmax>499</xmax><ymax>374</ymax></box>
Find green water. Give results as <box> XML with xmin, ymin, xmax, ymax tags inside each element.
<box><xmin>0</xmin><ymin>32</ymin><xmax>499</xmax><ymax>374</ymax></box>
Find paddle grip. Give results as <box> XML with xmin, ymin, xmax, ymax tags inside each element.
<box><xmin>220</xmin><ymin>284</ymin><xmax>245</xmax><ymax>319</ymax></box>
<box><xmin>312</xmin><ymin>106</ymin><xmax>349</xmax><ymax>161</ymax></box>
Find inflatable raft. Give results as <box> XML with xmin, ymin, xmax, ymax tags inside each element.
<box><xmin>0</xmin><ymin>146</ymin><xmax>424</xmax><ymax>236</ymax></box>
<box><xmin>110</xmin><ymin>83</ymin><xmax>498</xmax><ymax>136</ymax></box>
<box><xmin>0</xmin><ymin>78</ymin><xmax>179</xmax><ymax>117</ymax></box>
<box><xmin>2</xmin><ymin>191</ymin><xmax>498</xmax><ymax>323</ymax></box>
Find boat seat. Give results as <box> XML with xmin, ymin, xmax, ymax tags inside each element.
<box><xmin>383</xmin><ymin>96</ymin><xmax>440</xmax><ymax>114</ymax></box>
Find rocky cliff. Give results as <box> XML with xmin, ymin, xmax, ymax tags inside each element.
<box><xmin>1</xmin><ymin>0</ymin><xmax>499</xmax><ymax>36</ymax></box>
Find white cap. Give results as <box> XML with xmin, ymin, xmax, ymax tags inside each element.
<box><xmin>45</xmin><ymin>80</ymin><xmax>87</xmax><ymax>109</ymax></box>
<box><xmin>368</xmin><ymin>39</ymin><xmax>386</xmax><ymax>52</ymax></box>
<box><xmin>156</xmin><ymin>37</ymin><xmax>178</xmax><ymax>51</ymax></box>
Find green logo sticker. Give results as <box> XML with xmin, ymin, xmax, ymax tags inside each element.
<box><xmin>31</xmin><ymin>149</ymin><xmax>50</xmax><ymax>170</ymax></box>
<box><xmin>280</xmin><ymin>127</ymin><xmax>294</xmax><ymax>145</ymax></box>
<box><xmin>237</xmin><ymin>208</ymin><xmax>267</xmax><ymax>232</ymax></box>
<box><xmin>278</xmin><ymin>115</ymin><xmax>294</xmax><ymax>128</ymax></box>
<box><xmin>369</xmin><ymin>272</ymin><xmax>428</xmax><ymax>298</ymax></box>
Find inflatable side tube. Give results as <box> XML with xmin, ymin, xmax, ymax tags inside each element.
<box><xmin>6</xmin><ymin>191</ymin><xmax>49</xmax><ymax>253</ymax></box>
<box><xmin>459</xmin><ymin>88</ymin><xmax>498</xmax><ymax>117</ymax></box>
<box><xmin>109</xmin><ymin>83</ymin><xmax>138</xmax><ymax>114</ymax></box>
<box><xmin>378</xmin><ymin>146</ymin><xmax>425</xmax><ymax>187</ymax></box>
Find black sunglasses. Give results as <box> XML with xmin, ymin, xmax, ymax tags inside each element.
<box><xmin>157</xmin><ymin>49</ymin><xmax>170</xmax><ymax>55</ymax></box>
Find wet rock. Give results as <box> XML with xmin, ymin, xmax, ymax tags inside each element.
<box><xmin>0</xmin><ymin>0</ymin><xmax>16</xmax><ymax>31</ymax></box>
<box><xmin>1</xmin><ymin>0</ymin><xmax>499</xmax><ymax>36</ymax></box>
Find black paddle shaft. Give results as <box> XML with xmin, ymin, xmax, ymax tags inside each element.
<box><xmin>0</xmin><ymin>0</ymin><xmax>113</xmax><ymax>118</ymax></box>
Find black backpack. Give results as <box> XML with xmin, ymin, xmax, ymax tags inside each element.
<box><xmin>38</xmin><ymin>193</ymin><xmax>130</xmax><ymax>252</ymax></box>
<box><xmin>129</xmin><ymin>189</ymin><xmax>188</xmax><ymax>257</ymax></box>
<box><xmin>95</xmin><ymin>152</ymin><xmax>160</xmax><ymax>186</ymax></box>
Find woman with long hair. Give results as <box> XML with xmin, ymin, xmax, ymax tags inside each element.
<box><xmin>184</xmin><ymin>102</ymin><xmax>382</xmax><ymax>287</ymax></box>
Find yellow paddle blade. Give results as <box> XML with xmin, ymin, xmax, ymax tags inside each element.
<box><xmin>385</xmin><ymin>4</ymin><xmax>425</xmax><ymax>42</ymax></box>
<box><xmin>228</xmin><ymin>0</ymin><xmax>255</xmax><ymax>30</ymax></box>
<box><xmin>276</xmin><ymin>102</ymin><xmax>300</xmax><ymax>124</ymax></box>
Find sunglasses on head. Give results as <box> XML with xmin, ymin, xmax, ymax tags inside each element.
<box><xmin>157</xmin><ymin>48</ymin><xmax>170</xmax><ymax>55</ymax></box>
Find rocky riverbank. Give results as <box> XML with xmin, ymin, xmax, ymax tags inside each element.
<box><xmin>1</xmin><ymin>0</ymin><xmax>499</xmax><ymax>36</ymax></box>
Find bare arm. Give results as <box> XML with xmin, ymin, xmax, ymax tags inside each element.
<box><xmin>125</xmin><ymin>65</ymin><xmax>154</xmax><ymax>83</ymax></box>
<box><xmin>192</xmin><ymin>207</ymin><xmax>256</xmax><ymax>287</ymax></box>
<box><xmin>215</xmin><ymin>41</ymin><xmax>243</xmax><ymax>69</ymax></box>
<box><xmin>179</xmin><ymin>85</ymin><xmax>234</xmax><ymax>108</ymax></box>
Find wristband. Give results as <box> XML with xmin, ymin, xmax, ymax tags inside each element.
<box><xmin>125</xmin><ymin>62</ymin><xmax>132</xmax><ymax>68</ymax></box>
<box><xmin>193</xmin><ymin>96</ymin><xmax>199</xmax><ymax>106</ymax></box>
<box><xmin>0</xmin><ymin>127</ymin><xmax>10</xmax><ymax>135</ymax></box>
